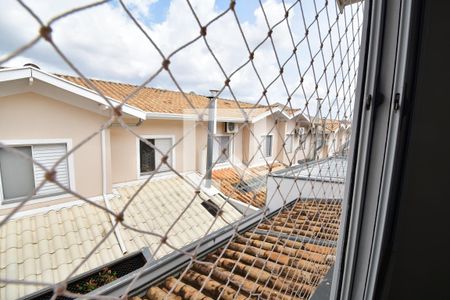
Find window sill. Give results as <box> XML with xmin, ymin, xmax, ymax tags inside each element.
<box><xmin>139</xmin><ymin>170</ymin><xmax>175</xmax><ymax>180</ymax></box>
<box><xmin>1</xmin><ymin>192</ymin><xmax>70</xmax><ymax>207</ymax></box>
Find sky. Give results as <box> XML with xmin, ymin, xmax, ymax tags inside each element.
<box><xmin>0</xmin><ymin>0</ymin><xmax>363</xmax><ymax>118</ymax></box>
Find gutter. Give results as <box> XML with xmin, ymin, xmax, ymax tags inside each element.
<box><xmin>85</xmin><ymin>208</ymin><xmax>267</xmax><ymax>298</ymax></box>
<box><xmin>101</xmin><ymin>128</ymin><xmax>127</xmax><ymax>254</ymax></box>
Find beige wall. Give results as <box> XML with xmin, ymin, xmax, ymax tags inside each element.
<box><xmin>281</xmin><ymin>119</ymin><xmax>309</xmax><ymax>165</ymax></box>
<box><xmin>0</xmin><ymin>92</ymin><xmax>110</xmax><ymax>212</ymax></box>
<box><xmin>194</xmin><ymin>121</ymin><xmax>244</xmax><ymax>173</ymax></box>
<box><xmin>247</xmin><ymin>116</ymin><xmax>281</xmax><ymax>166</ymax></box>
<box><xmin>326</xmin><ymin>127</ymin><xmax>351</xmax><ymax>157</ymax></box>
<box><xmin>111</xmin><ymin>119</ymin><xmax>245</xmax><ymax>181</ymax></box>
<box><xmin>215</xmin><ymin>121</ymin><xmax>244</xmax><ymax>168</ymax></box>
<box><xmin>110</xmin><ymin>119</ymin><xmax>197</xmax><ymax>183</ymax></box>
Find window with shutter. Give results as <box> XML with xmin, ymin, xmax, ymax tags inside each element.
<box><xmin>0</xmin><ymin>143</ymin><xmax>70</xmax><ymax>202</ymax></box>
<box><xmin>32</xmin><ymin>144</ymin><xmax>69</xmax><ymax>196</ymax></box>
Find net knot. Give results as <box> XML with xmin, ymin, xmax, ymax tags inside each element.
<box><xmin>161</xmin><ymin>235</ymin><xmax>168</xmax><ymax>244</ymax></box>
<box><xmin>45</xmin><ymin>170</ymin><xmax>56</xmax><ymax>182</ymax></box>
<box><xmin>116</xmin><ymin>212</ymin><xmax>124</xmax><ymax>223</ymax></box>
<box><xmin>113</xmin><ymin>106</ymin><xmax>122</xmax><ymax>117</ymax></box>
<box><xmin>53</xmin><ymin>282</ymin><xmax>67</xmax><ymax>296</ymax></box>
<box><xmin>229</xmin><ymin>0</ymin><xmax>236</xmax><ymax>11</ymax></box>
<box><xmin>40</xmin><ymin>26</ymin><xmax>52</xmax><ymax>42</ymax></box>
<box><xmin>200</xmin><ymin>26</ymin><xmax>207</xmax><ymax>37</ymax></box>
<box><xmin>162</xmin><ymin>59</ymin><xmax>171</xmax><ymax>70</ymax></box>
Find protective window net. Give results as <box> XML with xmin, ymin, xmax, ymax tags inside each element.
<box><xmin>0</xmin><ymin>0</ymin><xmax>364</xmax><ymax>299</ymax></box>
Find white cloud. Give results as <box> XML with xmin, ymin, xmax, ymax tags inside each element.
<box><xmin>0</xmin><ymin>0</ymin><xmax>363</xmax><ymax>118</ymax></box>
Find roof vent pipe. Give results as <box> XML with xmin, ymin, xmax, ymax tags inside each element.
<box><xmin>314</xmin><ymin>97</ymin><xmax>324</xmax><ymax>159</ymax></box>
<box><xmin>23</xmin><ymin>63</ymin><xmax>40</xmax><ymax>69</ymax></box>
<box><xmin>205</xmin><ymin>89</ymin><xmax>219</xmax><ymax>188</ymax></box>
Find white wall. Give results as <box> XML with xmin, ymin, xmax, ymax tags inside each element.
<box><xmin>266</xmin><ymin>175</ymin><xmax>345</xmax><ymax>212</ymax></box>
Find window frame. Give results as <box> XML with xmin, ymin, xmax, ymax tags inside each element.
<box><xmin>298</xmin><ymin>127</ymin><xmax>307</xmax><ymax>150</ymax></box>
<box><xmin>285</xmin><ymin>134</ymin><xmax>294</xmax><ymax>153</ymax></box>
<box><xmin>212</xmin><ymin>134</ymin><xmax>234</xmax><ymax>166</ymax></box>
<box><xmin>331</xmin><ymin>0</ymin><xmax>418</xmax><ymax>299</ymax></box>
<box><xmin>0</xmin><ymin>139</ymin><xmax>75</xmax><ymax>205</ymax></box>
<box><xmin>261</xmin><ymin>135</ymin><xmax>273</xmax><ymax>158</ymax></box>
<box><xmin>136</xmin><ymin>135</ymin><xmax>176</xmax><ymax>178</ymax></box>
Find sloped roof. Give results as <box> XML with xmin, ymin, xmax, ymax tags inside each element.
<box><xmin>212</xmin><ymin>163</ymin><xmax>286</xmax><ymax>208</ymax></box>
<box><xmin>0</xmin><ymin>67</ymin><xmax>307</xmax><ymax>122</ymax></box>
<box><xmin>57</xmin><ymin>74</ymin><xmax>273</xmax><ymax>121</ymax></box>
<box><xmin>0</xmin><ymin>177</ymin><xmax>242</xmax><ymax>299</ymax></box>
<box><xmin>143</xmin><ymin>199</ymin><xmax>341</xmax><ymax>300</ymax></box>
<box><xmin>311</xmin><ymin>118</ymin><xmax>351</xmax><ymax>133</ymax></box>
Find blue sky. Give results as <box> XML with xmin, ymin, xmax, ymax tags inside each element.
<box><xmin>136</xmin><ymin>0</ymin><xmax>260</xmax><ymax>24</ymax></box>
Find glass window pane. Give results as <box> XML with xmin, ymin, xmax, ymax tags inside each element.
<box><xmin>155</xmin><ymin>138</ymin><xmax>173</xmax><ymax>172</ymax></box>
<box><xmin>265</xmin><ymin>135</ymin><xmax>272</xmax><ymax>157</ymax></box>
<box><xmin>286</xmin><ymin>134</ymin><xmax>293</xmax><ymax>153</ymax></box>
<box><xmin>140</xmin><ymin>139</ymin><xmax>155</xmax><ymax>173</ymax></box>
<box><xmin>0</xmin><ymin>146</ymin><xmax>35</xmax><ymax>200</ymax></box>
<box><xmin>213</xmin><ymin>136</ymin><xmax>230</xmax><ymax>164</ymax></box>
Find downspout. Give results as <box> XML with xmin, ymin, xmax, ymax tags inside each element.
<box><xmin>101</xmin><ymin>128</ymin><xmax>127</xmax><ymax>254</ymax></box>
<box><xmin>205</xmin><ymin>89</ymin><xmax>218</xmax><ymax>188</ymax></box>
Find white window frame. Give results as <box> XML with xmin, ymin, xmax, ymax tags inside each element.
<box><xmin>331</xmin><ymin>1</ymin><xmax>414</xmax><ymax>299</ymax></box>
<box><xmin>0</xmin><ymin>139</ymin><xmax>75</xmax><ymax>205</ymax></box>
<box><xmin>212</xmin><ymin>133</ymin><xmax>234</xmax><ymax>167</ymax></box>
<box><xmin>261</xmin><ymin>134</ymin><xmax>273</xmax><ymax>158</ymax></box>
<box><xmin>285</xmin><ymin>134</ymin><xmax>294</xmax><ymax>153</ymax></box>
<box><xmin>136</xmin><ymin>135</ymin><xmax>176</xmax><ymax>179</ymax></box>
<box><xmin>298</xmin><ymin>127</ymin><xmax>307</xmax><ymax>150</ymax></box>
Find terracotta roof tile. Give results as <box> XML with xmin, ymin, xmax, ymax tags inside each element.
<box><xmin>144</xmin><ymin>199</ymin><xmax>341</xmax><ymax>300</ymax></box>
<box><xmin>57</xmin><ymin>74</ymin><xmax>272</xmax><ymax>120</ymax></box>
<box><xmin>211</xmin><ymin>163</ymin><xmax>286</xmax><ymax>208</ymax></box>
<box><xmin>312</xmin><ymin>118</ymin><xmax>351</xmax><ymax>132</ymax></box>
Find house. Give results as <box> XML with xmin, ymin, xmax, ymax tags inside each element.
<box><xmin>304</xmin><ymin>118</ymin><xmax>352</xmax><ymax>160</ymax></box>
<box><xmin>0</xmin><ymin>66</ymin><xmax>311</xmax><ymax>214</ymax></box>
<box><xmin>0</xmin><ymin>65</ymin><xmax>349</xmax><ymax>299</ymax></box>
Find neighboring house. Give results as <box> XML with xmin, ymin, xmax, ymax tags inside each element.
<box><xmin>306</xmin><ymin>118</ymin><xmax>352</xmax><ymax>160</ymax></box>
<box><xmin>0</xmin><ymin>66</ymin><xmax>310</xmax><ymax>214</ymax></box>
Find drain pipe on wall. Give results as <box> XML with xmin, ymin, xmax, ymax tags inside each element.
<box><xmin>101</xmin><ymin>128</ymin><xmax>127</xmax><ymax>254</ymax></box>
<box><xmin>205</xmin><ymin>89</ymin><xmax>218</xmax><ymax>188</ymax></box>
